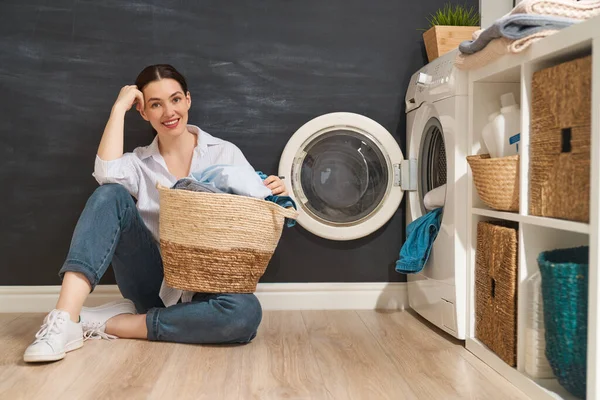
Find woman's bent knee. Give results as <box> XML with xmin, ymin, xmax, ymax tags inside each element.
<box><xmin>229</xmin><ymin>294</ymin><xmax>262</xmax><ymax>342</ymax></box>
<box><xmin>88</xmin><ymin>184</ymin><xmax>132</xmax><ymax>209</ymax></box>
<box><xmin>149</xmin><ymin>294</ymin><xmax>263</xmax><ymax>344</ymax></box>
<box><xmin>197</xmin><ymin>293</ymin><xmax>262</xmax><ymax>344</ymax></box>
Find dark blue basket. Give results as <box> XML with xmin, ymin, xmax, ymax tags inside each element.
<box><xmin>538</xmin><ymin>246</ymin><xmax>589</xmax><ymax>399</ymax></box>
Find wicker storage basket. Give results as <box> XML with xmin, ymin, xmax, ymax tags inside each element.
<box><xmin>157</xmin><ymin>185</ymin><xmax>298</xmax><ymax>293</ymax></box>
<box><xmin>538</xmin><ymin>246</ymin><xmax>589</xmax><ymax>399</ymax></box>
<box><xmin>467</xmin><ymin>154</ymin><xmax>520</xmax><ymax>212</ymax></box>
<box><xmin>530</xmin><ymin>55</ymin><xmax>591</xmax><ymax>223</ymax></box>
<box><xmin>475</xmin><ymin>221</ymin><xmax>519</xmax><ymax>366</ymax></box>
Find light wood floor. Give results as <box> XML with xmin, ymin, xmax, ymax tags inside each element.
<box><xmin>0</xmin><ymin>310</ymin><xmax>528</xmax><ymax>400</ymax></box>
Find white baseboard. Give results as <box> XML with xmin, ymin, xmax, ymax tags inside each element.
<box><xmin>0</xmin><ymin>282</ymin><xmax>408</xmax><ymax>313</ymax></box>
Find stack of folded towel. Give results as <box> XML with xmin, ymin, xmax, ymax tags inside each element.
<box><xmin>455</xmin><ymin>0</ymin><xmax>600</xmax><ymax>70</ymax></box>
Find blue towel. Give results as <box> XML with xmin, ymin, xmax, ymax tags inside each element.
<box><xmin>395</xmin><ymin>208</ymin><xmax>443</xmax><ymax>274</ymax></box>
<box><xmin>459</xmin><ymin>14</ymin><xmax>577</xmax><ymax>55</ymax></box>
<box><xmin>191</xmin><ymin>164</ymin><xmax>272</xmax><ymax>199</ymax></box>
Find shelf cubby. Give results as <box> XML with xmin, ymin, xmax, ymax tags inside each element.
<box><xmin>465</xmin><ymin>17</ymin><xmax>600</xmax><ymax>400</ymax></box>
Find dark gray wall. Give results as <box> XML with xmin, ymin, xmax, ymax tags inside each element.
<box><xmin>0</xmin><ymin>0</ymin><xmax>477</xmax><ymax>285</ymax></box>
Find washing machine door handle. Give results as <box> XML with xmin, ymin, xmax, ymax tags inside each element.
<box><xmin>395</xmin><ymin>159</ymin><xmax>417</xmax><ymax>191</ymax></box>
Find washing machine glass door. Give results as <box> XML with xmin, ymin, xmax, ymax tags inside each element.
<box><xmin>279</xmin><ymin>112</ymin><xmax>404</xmax><ymax>241</ymax></box>
<box><xmin>297</xmin><ymin>129</ymin><xmax>387</xmax><ymax>224</ymax></box>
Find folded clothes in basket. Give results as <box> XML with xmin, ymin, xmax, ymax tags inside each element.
<box><xmin>171</xmin><ymin>179</ymin><xmax>225</xmax><ymax>194</ymax></box>
<box><xmin>191</xmin><ymin>164</ymin><xmax>273</xmax><ymax>199</ymax></box>
<box><xmin>172</xmin><ymin>167</ymin><xmax>298</xmax><ymax>227</ymax></box>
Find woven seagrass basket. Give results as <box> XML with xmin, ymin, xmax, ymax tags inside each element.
<box><xmin>538</xmin><ymin>246</ymin><xmax>589</xmax><ymax>399</ymax></box>
<box><xmin>157</xmin><ymin>185</ymin><xmax>298</xmax><ymax>293</ymax></box>
<box><xmin>475</xmin><ymin>221</ymin><xmax>519</xmax><ymax>367</ymax></box>
<box><xmin>467</xmin><ymin>154</ymin><xmax>520</xmax><ymax>212</ymax></box>
<box><xmin>530</xmin><ymin>55</ymin><xmax>591</xmax><ymax>223</ymax></box>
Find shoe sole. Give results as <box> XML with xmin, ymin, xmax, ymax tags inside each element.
<box><xmin>23</xmin><ymin>338</ymin><xmax>84</xmax><ymax>363</ymax></box>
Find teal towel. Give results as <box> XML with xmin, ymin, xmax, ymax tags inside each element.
<box><xmin>395</xmin><ymin>208</ymin><xmax>443</xmax><ymax>274</ymax></box>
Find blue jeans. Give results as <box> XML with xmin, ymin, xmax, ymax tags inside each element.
<box><xmin>59</xmin><ymin>184</ymin><xmax>262</xmax><ymax>344</ymax></box>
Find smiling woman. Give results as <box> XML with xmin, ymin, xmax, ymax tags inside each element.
<box><xmin>135</xmin><ymin>65</ymin><xmax>190</xmax><ymax>136</ymax></box>
<box><xmin>22</xmin><ymin>64</ymin><xmax>288</xmax><ymax>364</ymax></box>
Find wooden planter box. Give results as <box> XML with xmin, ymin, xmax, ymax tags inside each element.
<box><xmin>423</xmin><ymin>25</ymin><xmax>479</xmax><ymax>62</ymax></box>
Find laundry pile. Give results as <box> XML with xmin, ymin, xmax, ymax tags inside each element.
<box><xmin>455</xmin><ymin>0</ymin><xmax>600</xmax><ymax>70</ymax></box>
<box><xmin>172</xmin><ymin>165</ymin><xmax>297</xmax><ymax>227</ymax></box>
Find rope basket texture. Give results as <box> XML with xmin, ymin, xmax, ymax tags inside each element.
<box><xmin>538</xmin><ymin>246</ymin><xmax>589</xmax><ymax>399</ymax></box>
<box><xmin>530</xmin><ymin>55</ymin><xmax>591</xmax><ymax>223</ymax></box>
<box><xmin>158</xmin><ymin>185</ymin><xmax>298</xmax><ymax>293</ymax></box>
<box><xmin>475</xmin><ymin>220</ymin><xmax>519</xmax><ymax>366</ymax></box>
<box><xmin>467</xmin><ymin>154</ymin><xmax>520</xmax><ymax>212</ymax></box>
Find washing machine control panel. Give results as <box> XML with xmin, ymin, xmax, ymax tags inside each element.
<box><xmin>427</xmin><ymin>56</ymin><xmax>455</xmax><ymax>88</ymax></box>
<box><xmin>405</xmin><ymin>50</ymin><xmax>467</xmax><ymax>113</ymax></box>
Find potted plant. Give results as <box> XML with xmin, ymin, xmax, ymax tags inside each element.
<box><xmin>422</xmin><ymin>3</ymin><xmax>480</xmax><ymax>62</ymax></box>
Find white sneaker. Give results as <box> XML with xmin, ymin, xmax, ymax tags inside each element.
<box><xmin>23</xmin><ymin>309</ymin><xmax>83</xmax><ymax>363</ymax></box>
<box><xmin>80</xmin><ymin>299</ymin><xmax>137</xmax><ymax>341</ymax></box>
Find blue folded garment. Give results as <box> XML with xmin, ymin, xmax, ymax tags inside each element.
<box><xmin>459</xmin><ymin>14</ymin><xmax>577</xmax><ymax>55</ymax></box>
<box><xmin>395</xmin><ymin>208</ymin><xmax>443</xmax><ymax>274</ymax></box>
<box><xmin>191</xmin><ymin>164</ymin><xmax>272</xmax><ymax>199</ymax></box>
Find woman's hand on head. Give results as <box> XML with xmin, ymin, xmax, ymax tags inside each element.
<box><xmin>113</xmin><ymin>85</ymin><xmax>145</xmax><ymax>114</ymax></box>
<box><xmin>263</xmin><ymin>175</ymin><xmax>288</xmax><ymax>196</ymax></box>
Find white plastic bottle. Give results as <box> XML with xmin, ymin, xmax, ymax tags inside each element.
<box><xmin>482</xmin><ymin>111</ymin><xmax>501</xmax><ymax>158</ymax></box>
<box><xmin>525</xmin><ymin>272</ymin><xmax>555</xmax><ymax>379</ymax></box>
<box><xmin>492</xmin><ymin>93</ymin><xmax>521</xmax><ymax>157</ymax></box>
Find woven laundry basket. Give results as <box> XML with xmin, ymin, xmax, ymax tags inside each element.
<box><xmin>538</xmin><ymin>246</ymin><xmax>589</xmax><ymax>399</ymax></box>
<box><xmin>467</xmin><ymin>154</ymin><xmax>520</xmax><ymax>212</ymax></box>
<box><xmin>157</xmin><ymin>185</ymin><xmax>298</xmax><ymax>293</ymax></box>
<box><xmin>530</xmin><ymin>55</ymin><xmax>591</xmax><ymax>223</ymax></box>
<box><xmin>475</xmin><ymin>221</ymin><xmax>519</xmax><ymax>367</ymax></box>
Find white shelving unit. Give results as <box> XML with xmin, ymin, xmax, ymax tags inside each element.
<box><xmin>465</xmin><ymin>17</ymin><xmax>600</xmax><ymax>400</ymax></box>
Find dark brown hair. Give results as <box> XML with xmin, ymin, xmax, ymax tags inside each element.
<box><xmin>135</xmin><ymin>64</ymin><xmax>188</xmax><ymax>93</ymax></box>
<box><xmin>135</xmin><ymin>64</ymin><xmax>189</xmax><ymax>137</ymax></box>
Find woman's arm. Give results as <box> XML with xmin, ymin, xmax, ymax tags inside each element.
<box><xmin>97</xmin><ymin>85</ymin><xmax>144</xmax><ymax>161</ymax></box>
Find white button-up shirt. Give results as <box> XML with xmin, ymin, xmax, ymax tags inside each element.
<box><xmin>93</xmin><ymin>125</ymin><xmax>254</xmax><ymax>306</ymax></box>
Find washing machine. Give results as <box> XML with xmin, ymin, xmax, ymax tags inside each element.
<box><xmin>278</xmin><ymin>112</ymin><xmax>405</xmax><ymax>241</ymax></box>
<box><xmin>404</xmin><ymin>50</ymin><xmax>468</xmax><ymax>339</ymax></box>
<box><xmin>278</xmin><ymin>49</ymin><xmax>468</xmax><ymax>339</ymax></box>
